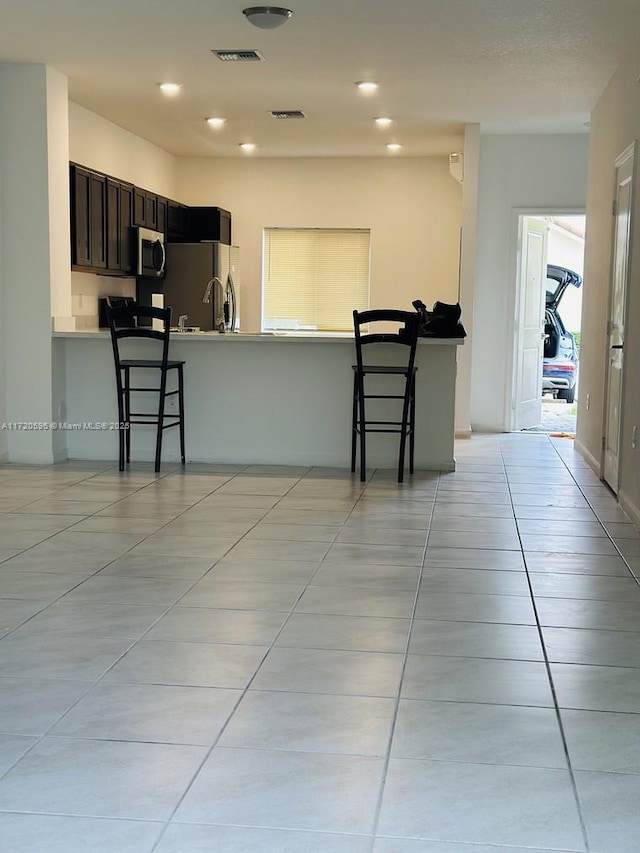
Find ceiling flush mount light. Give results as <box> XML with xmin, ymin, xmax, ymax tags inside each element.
<box><xmin>243</xmin><ymin>6</ymin><xmax>293</xmax><ymax>29</ymax></box>
<box><xmin>387</xmin><ymin>143</ymin><xmax>402</xmax><ymax>151</ymax></box>
<box><xmin>206</xmin><ymin>117</ymin><xmax>226</xmax><ymax>128</ymax></box>
<box><xmin>356</xmin><ymin>81</ymin><xmax>378</xmax><ymax>92</ymax></box>
<box><xmin>158</xmin><ymin>82</ymin><xmax>182</xmax><ymax>96</ymax></box>
<box><xmin>239</xmin><ymin>142</ymin><xmax>256</xmax><ymax>151</ymax></box>
<box><xmin>375</xmin><ymin>117</ymin><xmax>392</xmax><ymax>126</ymax></box>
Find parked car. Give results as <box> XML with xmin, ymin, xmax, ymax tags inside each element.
<box><xmin>542</xmin><ymin>264</ymin><xmax>582</xmax><ymax>403</ymax></box>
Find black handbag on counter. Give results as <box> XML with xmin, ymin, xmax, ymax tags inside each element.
<box><xmin>411</xmin><ymin>299</ymin><xmax>466</xmax><ymax>338</ymax></box>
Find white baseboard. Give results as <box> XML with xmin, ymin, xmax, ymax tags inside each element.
<box><xmin>574</xmin><ymin>437</ymin><xmax>601</xmax><ymax>476</ymax></box>
<box><xmin>455</xmin><ymin>430</ymin><xmax>472</xmax><ymax>439</ymax></box>
<box><xmin>618</xmin><ymin>490</ymin><xmax>640</xmax><ymax>529</ymax></box>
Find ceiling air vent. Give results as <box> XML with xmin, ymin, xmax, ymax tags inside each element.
<box><xmin>212</xmin><ymin>49</ymin><xmax>263</xmax><ymax>62</ymax></box>
<box><xmin>270</xmin><ymin>110</ymin><xmax>306</xmax><ymax>119</ymax></box>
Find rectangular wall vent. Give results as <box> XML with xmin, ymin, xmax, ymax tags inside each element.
<box><xmin>449</xmin><ymin>152</ymin><xmax>464</xmax><ymax>184</ymax></box>
<box><xmin>270</xmin><ymin>110</ymin><xmax>306</xmax><ymax>119</ymax></box>
<box><xmin>212</xmin><ymin>49</ymin><xmax>263</xmax><ymax>62</ymax></box>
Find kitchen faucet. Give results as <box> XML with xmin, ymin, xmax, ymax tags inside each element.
<box><xmin>177</xmin><ymin>314</ymin><xmax>188</xmax><ymax>333</ymax></box>
<box><xmin>202</xmin><ymin>277</ymin><xmax>222</xmax><ymax>304</ymax></box>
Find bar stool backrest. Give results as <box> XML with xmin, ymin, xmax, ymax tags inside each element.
<box><xmin>106</xmin><ymin>304</ymin><xmax>173</xmax><ymax>372</ymax></box>
<box><xmin>352</xmin><ymin>308</ymin><xmax>420</xmax><ymax>374</ymax></box>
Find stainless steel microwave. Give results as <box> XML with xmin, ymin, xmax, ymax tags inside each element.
<box><xmin>136</xmin><ymin>227</ymin><xmax>166</xmax><ymax>278</ymax></box>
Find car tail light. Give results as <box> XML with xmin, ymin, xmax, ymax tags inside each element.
<box><xmin>545</xmin><ymin>364</ymin><xmax>575</xmax><ymax>372</ymax></box>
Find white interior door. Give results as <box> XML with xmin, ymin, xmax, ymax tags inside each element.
<box><xmin>603</xmin><ymin>143</ymin><xmax>635</xmax><ymax>492</ymax></box>
<box><xmin>514</xmin><ymin>217</ymin><xmax>548</xmax><ymax>430</ymax></box>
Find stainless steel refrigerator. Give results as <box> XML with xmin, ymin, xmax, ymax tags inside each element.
<box><xmin>162</xmin><ymin>241</ymin><xmax>239</xmax><ymax>332</ymax></box>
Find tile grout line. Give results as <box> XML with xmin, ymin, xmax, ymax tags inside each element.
<box><xmin>0</xmin><ymin>467</ymin><xmax>301</xmax><ymax>807</ymax></box>
<box><xmin>368</xmin><ymin>469</ymin><xmax>438</xmax><ymax>849</ymax></box>
<box><xmin>147</xmin><ymin>466</ymin><xmax>361</xmax><ymax>852</ymax></box>
<box><xmin>504</xmin><ymin>435</ymin><xmax>591</xmax><ymax>853</ymax></box>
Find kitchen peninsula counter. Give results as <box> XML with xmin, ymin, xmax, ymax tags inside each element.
<box><xmin>53</xmin><ymin>331</ymin><xmax>463</xmax><ymax>470</ymax></box>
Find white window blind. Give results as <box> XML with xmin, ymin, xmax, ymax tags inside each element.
<box><xmin>263</xmin><ymin>228</ymin><xmax>370</xmax><ymax>331</ymax></box>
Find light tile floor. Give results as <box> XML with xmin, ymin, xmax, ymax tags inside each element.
<box><xmin>0</xmin><ymin>434</ymin><xmax>638</xmax><ymax>851</ymax></box>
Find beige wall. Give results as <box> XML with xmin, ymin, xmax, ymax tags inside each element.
<box><xmin>176</xmin><ymin>157</ymin><xmax>463</xmax><ymax>333</ymax></box>
<box><xmin>68</xmin><ymin>102</ymin><xmax>178</xmax><ymax>198</ymax></box>
<box><xmin>578</xmin><ymin>51</ymin><xmax>640</xmax><ymax>522</ymax></box>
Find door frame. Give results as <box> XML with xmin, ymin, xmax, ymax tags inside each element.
<box><xmin>505</xmin><ymin>207</ymin><xmax>586</xmax><ymax>432</ymax></box>
<box><xmin>600</xmin><ymin>141</ymin><xmax>637</xmax><ymax>486</ymax></box>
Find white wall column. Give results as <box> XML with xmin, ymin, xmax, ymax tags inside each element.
<box><xmin>455</xmin><ymin>123</ymin><xmax>479</xmax><ymax>436</ymax></box>
<box><xmin>0</xmin><ymin>63</ymin><xmax>71</xmax><ymax>462</ymax></box>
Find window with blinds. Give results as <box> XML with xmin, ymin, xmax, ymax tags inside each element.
<box><xmin>262</xmin><ymin>228</ymin><xmax>371</xmax><ymax>332</ymax></box>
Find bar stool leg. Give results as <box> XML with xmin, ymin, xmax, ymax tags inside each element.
<box><xmin>351</xmin><ymin>372</ymin><xmax>358</xmax><ymax>474</ymax></box>
<box><xmin>178</xmin><ymin>365</ymin><xmax>186</xmax><ymax>465</ymax></box>
<box><xmin>409</xmin><ymin>374</ymin><xmax>416</xmax><ymax>475</ymax></box>
<box><xmin>397</xmin><ymin>375</ymin><xmax>412</xmax><ymax>483</ymax></box>
<box><xmin>155</xmin><ymin>368</ymin><xmax>167</xmax><ymax>473</ymax></box>
<box><xmin>358</xmin><ymin>374</ymin><xmax>367</xmax><ymax>482</ymax></box>
<box><xmin>116</xmin><ymin>369</ymin><xmax>126</xmax><ymax>473</ymax></box>
<box><xmin>124</xmin><ymin>367</ymin><xmax>131</xmax><ymax>465</ymax></box>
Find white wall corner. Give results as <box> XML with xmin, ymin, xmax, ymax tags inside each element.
<box><xmin>574</xmin><ymin>436</ymin><xmax>602</xmax><ymax>476</ymax></box>
<box><xmin>454</xmin><ymin>123</ymin><xmax>480</xmax><ymax>435</ymax></box>
<box><xmin>618</xmin><ymin>488</ymin><xmax>640</xmax><ymax>529</ymax></box>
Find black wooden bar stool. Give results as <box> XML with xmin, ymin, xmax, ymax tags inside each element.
<box><xmin>351</xmin><ymin>308</ymin><xmax>420</xmax><ymax>483</ymax></box>
<box><xmin>106</xmin><ymin>303</ymin><xmax>185</xmax><ymax>472</ymax></box>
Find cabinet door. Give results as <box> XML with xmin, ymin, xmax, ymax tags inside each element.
<box><xmin>133</xmin><ymin>187</ymin><xmax>146</xmax><ymax>226</ymax></box>
<box><xmin>106</xmin><ymin>179</ymin><xmax>134</xmax><ymax>273</ymax></box>
<box><xmin>167</xmin><ymin>200</ymin><xmax>190</xmax><ymax>240</ymax></box>
<box><xmin>144</xmin><ymin>192</ymin><xmax>157</xmax><ymax>230</ymax></box>
<box><xmin>89</xmin><ymin>173</ymin><xmax>107</xmax><ymax>269</ymax></box>
<box><xmin>71</xmin><ymin>166</ymin><xmax>91</xmax><ymax>267</ymax></box>
<box><xmin>119</xmin><ymin>183</ymin><xmax>134</xmax><ymax>274</ymax></box>
<box><xmin>156</xmin><ymin>196</ymin><xmax>167</xmax><ymax>235</ymax></box>
<box><xmin>106</xmin><ymin>179</ymin><xmax>121</xmax><ymax>271</ymax></box>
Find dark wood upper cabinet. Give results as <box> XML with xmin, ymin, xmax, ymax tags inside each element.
<box><xmin>106</xmin><ymin>179</ymin><xmax>134</xmax><ymax>274</ymax></box>
<box><xmin>133</xmin><ymin>187</ymin><xmax>146</xmax><ymax>228</ymax></box>
<box><xmin>71</xmin><ymin>162</ymin><xmax>232</xmax><ymax>275</ymax></box>
<box><xmin>71</xmin><ymin>165</ymin><xmax>107</xmax><ymax>271</ymax></box>
<box><xmin>167</xmin><ymin>199</ymin><xmax>190</xmax><ymax>241</ymax></box>
<box><xmin>156</xmin><ymin>196</ymin><xmax>167</xmax><ymax>235</ymax></box>
<box><xmin>143</xmin><ymin>192</ymin><xmax>157</xmax><ymax>230</ymax></box>
<box><xmin>133</xmin><ymin>187</ymin><xmax>159</xmax><ymax>231</ymax></box>
<box><xmin>89</xmin><ymin>173</ymin><xmax>107</xmax><ymax>269</ymax></box>
<box><xmin>106</xmin><ymin>179</ymin><xmax>121</xmax><ymax>271</ymax></box>
<box><xmin>70</xmin><ymin>165</ymin><xmax>91</xmax><ymax>267</ymax></box>
<box><xmin>119</xmin><ymin>183</ymin><xmax>134</xmax><ymax>273</ymax></box>
<box><xmin>187</xmin><ymin>207</ymin><xmax>231</xmax><ymax>244</ymax></box>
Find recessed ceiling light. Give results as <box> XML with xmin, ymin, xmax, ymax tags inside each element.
<box><xmin>387</xmin><ymin>143</ymin><xmax>402</xmax><ymax>151</ymax></box>
<box><xmin>356</xmin><ymin>81</ymin><xmax>378</xmax><ymax>92</ymax></box>
<box><xmin>239</xmin><ymin>142</ymin><xmax>256</xmax><ymax>151</ymax></box>
<box><xmin>206</xmin><ymin>117</ymin><xmax>226</xmax><ymax>128</ymax></box>
<box><xmin>158</xmin><ymin>82</ymin><xmax>182</xmax><ymax>96</ymax></box>
<box><xmin>375</xmin><ymin>117</ymin><xmax>393</xmax><ymax>126</ymax></box>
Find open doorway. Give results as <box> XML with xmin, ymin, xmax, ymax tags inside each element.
<box><xmin>510</xmin><ymin>212</ymin><xmax>585</xmax><ymax>435</ymax></box>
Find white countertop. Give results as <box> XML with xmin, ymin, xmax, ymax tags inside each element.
<box><xmin>53</xmin><ymin>329</ymin><xmax>464</xmax><ymax>345</ymax></box>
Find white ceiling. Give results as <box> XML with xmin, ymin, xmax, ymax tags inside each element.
<box><xmin>1</xmin><ymin>0</ymin><xmax>639</xmax><ymax>158</ymax></box>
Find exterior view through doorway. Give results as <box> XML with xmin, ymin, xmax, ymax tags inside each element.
<box><xmin>510</xmin><ymin>212</ymin><xmax>585</xmax><ymax>436</ymax></box>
